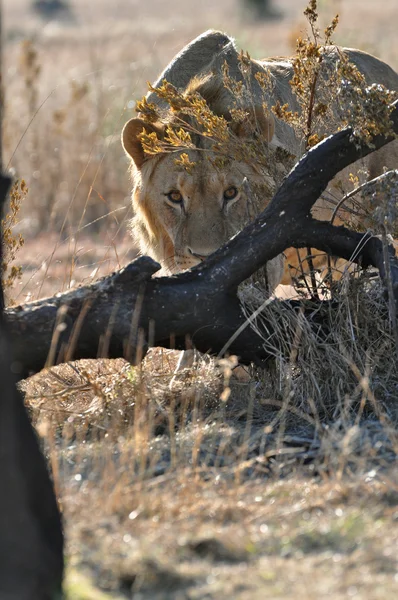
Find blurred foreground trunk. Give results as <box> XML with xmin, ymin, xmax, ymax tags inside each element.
<box><xmin>0</xmin><ymin>172</ymin><xmax>64</xmax><ymax>599</ymax></box>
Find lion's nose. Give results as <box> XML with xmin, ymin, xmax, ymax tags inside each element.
<box><xmin>187</xmin><ymin>248</ymin><xmax>210</xmax><ymax>261</ymax></box>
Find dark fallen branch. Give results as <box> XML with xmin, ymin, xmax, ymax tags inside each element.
<box><xmin>7</xmin><ymin>256</ymin><xmax>291</xmax><ymax>378</ymax></box>
<box><xmin>294</xmin><ymin>219</ymin><xmax>398</xmax><ymax>303</ymax></box>
<box><xmin>6</xmin><ymin>102</ymin><xmax>398</xmax><ymax>377</ymax></box>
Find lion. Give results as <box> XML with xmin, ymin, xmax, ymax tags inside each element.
<box><xmin>122</xmin><ymin>30</ymin><xmax>398</xmax><ymax>289</ymax></box>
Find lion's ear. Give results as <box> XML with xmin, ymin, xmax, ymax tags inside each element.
<box><xmin>122</xmin><ymin>118</ymin><xmax>164</xmax><ymax>169</ymax></box>
<box><xmin>234</xmin><ymin>106</ymin><xmax>275</xmax><ymax>143</ymax></box>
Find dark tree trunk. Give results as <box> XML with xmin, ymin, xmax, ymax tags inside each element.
<box><xmin>0</xmin><ymin>173</ymin><xmax>64</xmax><ymax>599</ymax></box>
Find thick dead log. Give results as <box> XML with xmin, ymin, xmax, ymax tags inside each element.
<box><xmin>0</xmin><ymin>174</ymin><xmax>64</xmax><ymax>598</ymax></box>
<box><xmin>7</xmin><ymin>256</ymin><xmax>284</xmax><ymax>378</ymax></box>
<box><xmin>6</xmin><ymin>102</ymin><xmax>398</xmax><ymax>378</ymax></box>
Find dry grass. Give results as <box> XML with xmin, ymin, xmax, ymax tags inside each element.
<box><xmin>22</xmin><ymin>272</ymin><xmax>398</xmax><ymax>598</ymax></box>
<box><xmin>21</xmin><ymin>340</ymin><xmax>398</xmax><ymax>598</ymax></box>
<box><xmin>4</xmin><ymin>0</ymin><xmax>398</xmax><ymax>598</ymax></box>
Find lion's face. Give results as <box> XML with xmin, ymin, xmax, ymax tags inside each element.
<box><xmin>123</xmin><ymin>116</ymin><xmax>278</xmax><ymax>276</ymax></box>
<box><xmin>133</xmin><ymin>149</ymin><xmax>271</xmax><ymax>273</ymax></box>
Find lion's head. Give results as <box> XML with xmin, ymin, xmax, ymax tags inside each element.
<box><xmin>122</xmin><ymin>81</ymin><xmax>291</xmax><ymax>290</ymax></box>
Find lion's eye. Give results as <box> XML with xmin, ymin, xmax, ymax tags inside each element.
<box><xmin>223</xmin><ymin>186</ymin><xmax>238</xmax><ymax>201</ymax></box>
<box><xmin>165</xmin><ymin>190</ymin><xmax>183</xmax><ymax>205</ymax></box>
